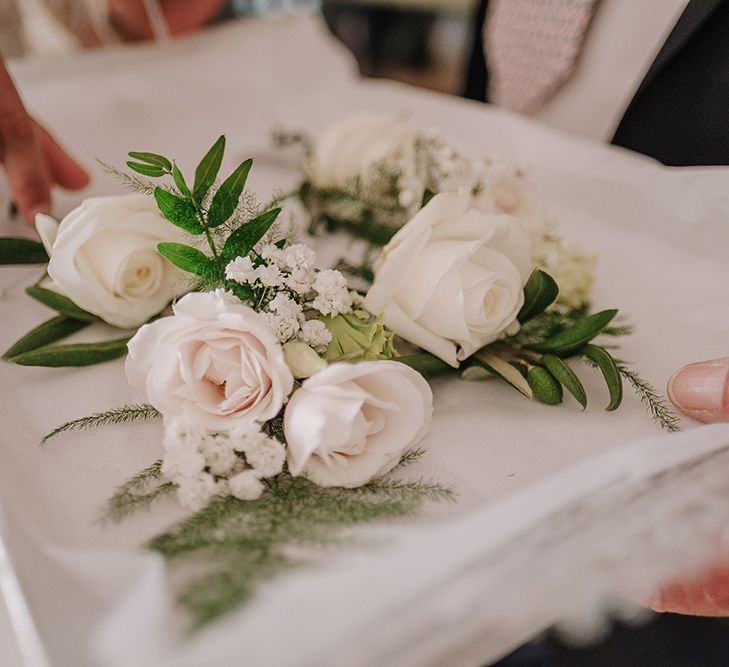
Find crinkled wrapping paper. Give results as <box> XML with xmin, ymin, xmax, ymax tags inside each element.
<box><xmin>1</xmin><ymin>14</ymin><xmax>728</xmax><ymax>667</ymax></box>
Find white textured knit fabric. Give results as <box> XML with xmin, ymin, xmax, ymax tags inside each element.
<box><xmin>486</xmin><ymin>0</ymin><xmax>600</xmax><ymax>114</ymax></box>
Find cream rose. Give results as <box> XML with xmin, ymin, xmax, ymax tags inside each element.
<box><xmin>285</xmin><ymin>360</ymin><xmax>433</xmax><ymax>488</ymax></box>
<box><xmin>126</xmin><ymin>290</ymin><xmax>294</xmax><ymax>430</ymax></box>
<box><xmin>305</xmin><ymin>114</ymin><xmax>421</xmax><ymax>194</ymax></box>
<box><xmin>364</xmin><ymin>191</ymin><xmax>532</xmax><ymax>367</ymax></box>
<box><xmin>35</xmin><ymin>194</ymin><xmax>189</xmax><ymax>328</ymax></box>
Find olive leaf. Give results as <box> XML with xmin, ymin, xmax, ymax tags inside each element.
<box><xmin>3</xmin><ymin>316</ymin><xmax>89</xmax><ymax>359</ymax></box>
<box><xmin>0</xmin><ymin>237</ymin><xmax>49</xmax><ymax>264</ymax></box>
<box><xmin>526</xmin><ymin>309</ymin><xmax>617</xmax><ymax>356</ymax></box>
<box><xmin>518</xmin><ymin>269</ymin><xmax>559</xmax><ymax>323</ymax></box>
<box><xmin>7</xmin><ymin>337</ymin><xmax>130</xmax><ymax>367</ymax></box>
<box><xmin>527</xmin><ymin>366</ymin><xmax>563</xmax><ymax>405</ymax></box>
<box><xmin>25</xmin><ymin>286</ymin><xmax>98</xmax><ymax>322</ymax></box>
<box><xmin>469</xmin><ymin>352</ymin><xmax>533</xmax><ymax>398</ymax></box>
<box><xmin>583</xmin><ymin>344</ymin><xmax>623</xmax><ymax>411</ymax></box>
<box><xmin>542</xmin><ymin>355</ymin><xmax>587</xmax><ymax>409</ymax></box>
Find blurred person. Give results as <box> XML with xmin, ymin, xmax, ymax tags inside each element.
<box><xmin>0</xmin><ymin>0</ymin><xmax>227</xmax><ymax>222</ymax></box>
<box><xmin>465</xmin><ymin>0</ymin><xmax>729</xmax><ymax>167</ymax></box>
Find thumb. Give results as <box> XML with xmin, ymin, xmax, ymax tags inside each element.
<box><xmin>667</xmin><ymin>357</ymin><xmax>729</xmax><ymax>423</ymax></box>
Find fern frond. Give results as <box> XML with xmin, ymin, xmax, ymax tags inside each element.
<box><xmin>101</xmin><ymin>460</ymin><xmax>175</xmax><ymax>522</ymax></box>
<box><xmin>613</xmin><ymin>359</ymin><xmax>681</xmax><ymax>432</ymax></box>
<box><xmin>42</xmin><ymin>404</ymin><xmax>161</xmax><ymax>444</ymax></box>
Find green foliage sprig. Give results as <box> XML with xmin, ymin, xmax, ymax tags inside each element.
<box><xmin>41</xmin><ymin>403</ymin><xmax>161</xmax><ymax>444</ymax></box>
<box><xmin>125</xmin><ymin>138</ymin><xmax>282</xmax><ymax>305</ymax></box>
<box><xmin>401</xmin><ymin>268</ymin><xmax>680</xmax><ymax>431</ymax></box>
<box><xmin>146</xmin><ymin>458</ymin><xmax>453</xmax><ymax>630</ymax></box>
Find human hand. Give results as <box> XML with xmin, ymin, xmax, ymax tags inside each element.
<box><xmin>1</xmin><ymin>59</ymin><xmax>89</xmax><ymax>224</ymax></box>
<box><xmin>648</xmin><ymin>358</ymin><xmax>729</xmax><ymax>616</ymax></box>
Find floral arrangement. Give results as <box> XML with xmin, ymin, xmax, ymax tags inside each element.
<box><xmin>0</xmin><ymin>119</ymin><xmax>679</xmax><ymax>629</ymax></box>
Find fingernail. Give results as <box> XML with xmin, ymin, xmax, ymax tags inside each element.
<box><xmin>667</xmin><ymin>358</ymin><xmax>729</xmax><ymax>423</ymax></box>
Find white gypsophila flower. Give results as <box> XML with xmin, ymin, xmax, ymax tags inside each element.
<box><xmin>161</xmin><ymin>443</ymin><xmax>206</xmax><ymax>481</ymax></box>
<box><xmin>225</xmin><ymin>256</ymin><xmax>257</xmax><ymax>284</ymax></box>
<box><xmin>282</xmin><ymin>243</ymin><xmax>315</xmax><ymax>271</ymax></box>
<box><xmin>245</xmin><ymin>436</ymin><xmax>286</xmax><ymax>478</ymax></box>
<box><xmin>162</xmin><ymin>414</ymin><xmax>198</xmax><ymax>450</ymax></box>
<box><xmin>230</xmin><ymin>424</ymin><xmax>268</xmax><ymax>453</ymax></box>
<box><xmin>298</xmin><ymin>319</ymin><xmax>332</xmax><ymax>352</ymax></box>
<box><xmin>267</xmin><ymin>292</ymin><xmax>304</xmax><ymax>322</ymax></box>
<box><xmin>260</xmin><ymin>243</ymin><xmax>286</xmax><ymax>268</ymax></box>
<box><xmin>312</xmin><ymin>269</ymin><xmax>353</xmax><ymax>317</ymax></box>
<box><xmin>229</xmin><ymin>470</ymin><xmax>265</xmax><ymax>501</ymax></box>
<box><xmin>199</xmin><ymin>433</ymin><xmax>238</xmax><ymax>477</ymax></box>
<box><xmin>285</xmin><ymin>267</ymin><xmax>315</xmax><ymax>296</ymax></box>
<box><xmin>265</xmin><ymin>312</ymin><xmax>300</xmax><ymax>344</ymax></box>
<box><xmin>176</xmin><ymin>472</ymin><xmax>219</xmax><ymax>512</ymax></box>
<box><xmin>254</xmin><ymin>264</ymin><xmax>284</xmax><ymax>288</ymax></box>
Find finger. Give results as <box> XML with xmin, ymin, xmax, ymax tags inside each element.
<box><xmin>667</xmin><ymin>357</ymin><xmax>729</xmax><ymax>423</ymax></box>
<box><xmin>35</xmin><ymin>121</ymin><xmax>89</xmax><ymax>190</ymax></box>
<box><xmin>651</xmin><ymin>563</ymin><xmax>729</xmax><ymax>616</ymax></box>
<box><xmin>0</xmin><ymin>60</ymin><xmax>51</xmax><ymax>222</ymax></box>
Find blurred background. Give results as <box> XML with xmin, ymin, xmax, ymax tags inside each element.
<box><xmin>3</xmin><ymin>1</ymin><xmax>729</xmax><ymax>665</ymax></box>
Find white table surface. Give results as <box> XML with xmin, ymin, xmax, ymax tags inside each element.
<box><xmin>2</xmin><ymin>13</ymin><xmax>729</xmax><ymax>667</ymax></box>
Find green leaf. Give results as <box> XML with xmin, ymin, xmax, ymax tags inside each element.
<box><xmin>469</xmin><ymin>352</ymin><xmax>533</xmax><ymax>398</ymax></box>
<box><xmin>527</xmin><ymin>366</ymin><xmax>563</xmax><ymax>405</ymax></box>
<box><xmin>397</xmin><ymin>352</ymin><xmax>455</xmax><ymax>380</ymax></box>
<box><xmin>526</xmin><ymin>309</ymin><xmax>618</xmax><ymax>355</ymax></box>
<box><xmin>222</xmin><ymin>208</ymin><xmax>280</xmax><ymax>261</ymax></box>
<box><xmin>127</xmin><ymin>151</ymin><xmax>172</xmax><ymax>171</ymax></box>
<box><xmin>193</xmin><ymin>135</ymin><xmax>225</xmax><ymax>202</ymax></box>
<box><xmin>225</xmin><ymin>281</ymin><xmax>255</xmax><ymax>304</ymax></box>
<box><xmin>518</xmin><ymin>269</ymin><xmax>559</xmax><ymax>323</ymax></box>
<box><xmin>542</xmin><ymin>355</ymin><xmax>587</xmax><ymax>409</ymax></box>
<box><xmin>208</xmin><ymin>158</ymin><xmax>253</xmax><ymax>228</ymax></box>
<box><xmin>172</xmin><ymin>163</ymin><xmax>190</xmax><ymax>197</ymax></box>
<box><xmin>583</xmin><ymin>344</ymin><xmax>623</xmax><ymax>411</ymax></box>
<box><xmin>157</xmin><ymin>242</ymin><xmax>215</xmax><ymax>278</ymax></box>
<box><xmin>126</xmin><ymin>161</ymin><xmax>165</xmax><ymax>178</ymax></box>
<box><xmin>153</xmin><ymin>188</ymin><xmax>203</xmax><ymax>234</ymax></box>
<box><xmin>25</xmin><ymin>286</ymin><xmax>98</xmax><ymax>322</ymax></box>
<box><xmin>0</xmin><ymin>237</ymin><xmax>49</xmax><ymax>264</ymax></box>
<box><xmin>3</xmin><ymin>316</ymin><xmax>90</xmax><ymax>359</ymax></box>
<box><xmin>7</xmin><ymin>337</ymin><xmax>130</xmax><ymax>367</ymax></box>
<box><xmin>421</xmin><ymin>188</ymin><xmax>436</xmax><ymax>208</ymax></box>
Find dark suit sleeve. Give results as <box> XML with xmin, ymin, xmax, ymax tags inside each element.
<box><xmin>612</xmin><ymin>0</ymin><xmax>729</xmax><ymax>166</ymax></box>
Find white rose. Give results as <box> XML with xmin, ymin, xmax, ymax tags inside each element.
<box><xmin>305</xmin><ymin>114</ymin><xmax>420</xmax><ymax>193</ymax></box>
<box><xmin>364</xmin><ymin>191</ymin><xmax>532</xmax><ymax>367</ymax></box>
<box><xmin>35</xmin><ymin>194</ymin><xmax>189</xmax><ymax>328</ymax></box>
<box><xmin>126</xmin><ymin>290</ymin><xmax>294</xmax><ymax>430</ymax></box>
<box><xmin>284</xmin><ymin>360</ymin><xmax>433</xmax><ymax>488</ymax></box>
